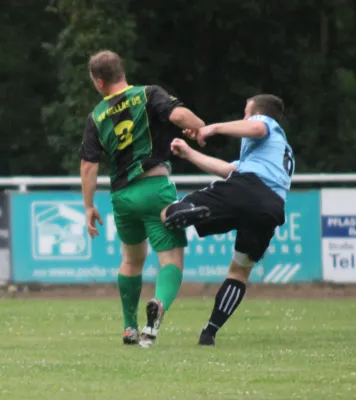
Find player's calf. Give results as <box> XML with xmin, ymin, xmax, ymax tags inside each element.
<box><xmin>198</xmin><ymin>255</ymin><xmax>253</xmax><ymax>346</ymax></box>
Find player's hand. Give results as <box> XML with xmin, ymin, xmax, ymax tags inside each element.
<box><xmin>197</xmin><ymin>125</ymin><xmax>216</xmax><ymax>147</ymax></box>
<box><xmin>182</xmin><ymin>129</ymin><xmax>198</xmax><ymax>140</ymax></box>
<box><xmin>86</xmin><ymin>206</ymin><xmax>103</xmax><ymax>238</ymax></box>
<box><xmin>171</xmin><ymin>138</ymin><xmax>192</xmax><ymax>159</ymax></box>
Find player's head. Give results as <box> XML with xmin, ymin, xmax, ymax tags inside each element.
<box><xmin>244</xmin><ymin>94</ymin><xmax>284</xmax><ymax>122</ymax></box>
<box><xmin>88</xmin><ymin>50</ymin><xmax>126</xmax><ymax>95</ymax></box>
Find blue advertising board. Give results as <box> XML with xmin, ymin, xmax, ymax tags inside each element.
<box><xmin>322</xmin><ymin>216</ymin><xmax>356</xmax><ymax>238</ymax></box>
<box><xmin>10</xmin><ymin>190</ymin><xmax>322</xmax><ymax>284</ymax></box>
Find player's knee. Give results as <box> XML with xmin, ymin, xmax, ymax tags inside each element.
<box><xmin>228</xmin><ymin>251</ymin><xmax>255</xmax><ymax>283</ymax></box>
<box><xmin>119</xmin><ymin>260</ymin><xmax>144</xmax><ymax>276</ymax></box>
<box><xmin>120</xmin><ymin>242</ymin><xmax>147</xmax><ymax>272</ymax></box>
<box><xmin>157</xmin><ymin>247</ymin><xmax>184</xmax><ymax>270</ymax></box>
<box><xmin>121</xmin><ymin>252</ymin><xmax>146</xmax><ymax>267</ymax></box>
<box><xmin>233</xmin><ymin>251</ymin><xmax>255</xmax><ymax>268</ymax></box>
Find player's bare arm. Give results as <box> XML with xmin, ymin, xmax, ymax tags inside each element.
<box><xmin>197</xmin><ymin>120</ymin><xmax>266</xmax><ymax>146</ymax></box>
<box><xmin>80</xmin><ymin>160</ymin><xmax>103</xmax><ymax>238</ymax></box>
<box><xmin>211</xmin><ymin>120</ymin><xmax>266</xmax><ymax>138</ymax></box>
<box><xmin>169</xmin><ymin>107</ymin><xmax>205</xmax><ymax>130</ymax></box>
<box><xmin>79</xmin><ymin>113</ymin><xmax>104</xmax><ymax>238</ymax></box>
<box><xmin>80</xmin><ymin>160</ymin><xmax>98</xmax><ymax>209</ymax></box>
<box><xmin>147</xmin><ymin>85</ymin><xmax>204</xmax><ymax>136</ymax></box>
<box><xmin>171</xmin><ymin>138</ymin><xmax>236</xmax><ymax>179</ymax></box>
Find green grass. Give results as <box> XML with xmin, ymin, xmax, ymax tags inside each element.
<box><xmin>0</xmin><ymin>298</ymin><xmax>355</xmax><ymax>400</ymax></box>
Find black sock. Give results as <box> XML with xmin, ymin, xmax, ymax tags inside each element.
<box><xmin>204</xmin><ymin>278</ymin><xmax>246</xmax><ymax>337</ymax></box>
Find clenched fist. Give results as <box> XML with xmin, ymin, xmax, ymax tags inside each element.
<box><xmin>171</xmin><ymin>138</ymin><xmax>192</xmax><ymax>159</ymax></box>
<box><xmin>182</xmin><ymin>129</ymin><xmax>198</xmax><ymax>140</ymax></box>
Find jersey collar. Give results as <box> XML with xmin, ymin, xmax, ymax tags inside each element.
<box><xmin>104</xmin><ymin>85</ymin><xmax>133</xmax><ymax>100</ymax></box>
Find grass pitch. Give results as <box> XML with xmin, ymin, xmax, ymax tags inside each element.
<box><xmin>0</xmin><ymin>298</ymin><xmax>355</xmax><ymax>400</ymax></box>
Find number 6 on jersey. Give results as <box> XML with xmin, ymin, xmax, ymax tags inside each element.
<box><xmin>283</xmin><ymin>146</ymin><xmax>295</xmax><ymax>177</ymax></box>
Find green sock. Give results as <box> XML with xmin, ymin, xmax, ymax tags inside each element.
<box><xmin>155</xmin><ymin>264</ymin><xmax>183</xmax><ymax>312</ymax></box>
<box><xmin>118</xmin><ymin>274</ymin><xmax>142</xmax><ymax>330</ymax></box>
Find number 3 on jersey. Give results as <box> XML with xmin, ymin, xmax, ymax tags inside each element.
<box><xmin>115</xmin><ymin>120</ymin><xmax>134</xmax><ymax>150</ymax></box>
<box><xmin>283</xmin><ymin>146</ymin><xmax>295</xmax><ymax>177</ymax></box>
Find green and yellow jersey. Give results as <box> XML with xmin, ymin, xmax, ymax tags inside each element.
<box><xmin>79</xmin><ymin>85</ymin><xmax>184</xmax><ymax>191</ymax></box>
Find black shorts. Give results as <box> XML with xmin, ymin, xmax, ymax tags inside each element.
<box><xmin>180</xmin><ymin>172</ymin><xmax>285</xmax><ymax>262</ymax></box>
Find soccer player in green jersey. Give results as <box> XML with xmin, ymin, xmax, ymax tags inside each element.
<box><xmin>79</xmin><ymin>50</ymin><xmax>204</xmax><ymax>348</ymax></box>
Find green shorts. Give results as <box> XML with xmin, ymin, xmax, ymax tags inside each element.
<box><xmin>111</xmin><ymin>176</ymin><xmax>187</xmax><ymax>252</ymax></box>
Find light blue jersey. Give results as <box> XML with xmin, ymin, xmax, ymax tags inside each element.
<box><xmin>233</xmin><ymin>115</ymin><xmax>295</xmax><ymax>201</ymax></box>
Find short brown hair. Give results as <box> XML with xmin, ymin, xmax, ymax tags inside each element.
<box><xmin>248</xmin><ymin>94</ymin><xmax>284</xmax><ymax>122</ymax></box>
<box><xmin>88</xmin><ymin>50</ymin><xmax>125</xmax><ymax>84</ymax></box>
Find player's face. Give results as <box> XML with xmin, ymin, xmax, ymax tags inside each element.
<box><xmin>243</xmin><ymin>100</ymin><xmax>256</xmax><ymax>120</ymax></box>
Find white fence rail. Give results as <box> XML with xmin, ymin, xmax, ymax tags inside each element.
<box><xmin>1</xmin><ymin>174</ymin><xmax>356</xmax><ymax>192</ymax></box>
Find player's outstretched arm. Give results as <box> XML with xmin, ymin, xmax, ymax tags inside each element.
<box><xmin>146</xmin><ymin>85</ymin><xmax>205</xmax><ymax>132</ymax></box>
<box><xmin>169</xmin><ymin>107</ymin><xmax>205</xmax><ymax>131</ymax></box>
<box><xmin>171</xmin><ymin>138</ymin><xmax>236</xmax><ymax>179</ymax></box>
<box><xmin>214</xmin><ymin>120</ymin><xmax>266</xmax><ymax>138</ymax></box>
<box><xmin>197</xmin><ymin>120</ymin><xmax>266</xmax><ymax>146</ymax></box>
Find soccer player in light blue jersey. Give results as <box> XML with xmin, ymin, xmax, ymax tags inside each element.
<box><xmin>161</xmin><ymin>94</ymin><xmax>295</xmax><ymax>346</ymax></box>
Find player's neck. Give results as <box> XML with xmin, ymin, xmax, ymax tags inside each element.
<box><xmin>104</xmin><ymin>80</ymin><xmax>129</xmax><ymax>97</ymax></box>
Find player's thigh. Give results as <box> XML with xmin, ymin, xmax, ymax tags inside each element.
<box><xmin>195</xmin><ymin>217</ymin><xmax>238</xmax><ymax>238</ymax></box>
<box><xmin>113</xmin><ymin>212</ymin><xmax>147</xmax><ymax>247</ymax></box>
<box><xmin>234</xmin><ymin>225</ymin><xmax>275</xmax><ymax>264</ymax></box>
<box><xmin>112</xmin><ymin>195</ymin><xmax>148</xmax><ymax>274</ymax></box>
<box><xmin>111</xmin><ymin>189</ymin><xmax>147</xmax><ymax>245</ymax></box>
<box><xmin>145</xmin><ymin>215</ymin><xmax>187</xmax><ymax>258</ymax></box>
<box><xmin>181</xmin><ymin>179</ymin><xmax>243</xmax><ymax>223</ymax></box>
<box><xmin>145</xmin><ymin>217</ymin><xmax>186</xmax><ymax>269</ymax></box>
<box><xmin>144</xmin><ymin>176</ymin><xmax>187</xmax><ymax>255</ymax></box>
<box><xmin>180</xmin><ymin>184</ymin><xmax>239</xmax><ymax>237</ymax></box>
<box><xmin>186</xmin><ymin>173</ymin><xmax>277</xmax><ymax>228</ymax></box>
<box><xmin>116</xmin><ymin>217</ymin><xmax>147</xmax><ymax>275</ymax></box>
<box><xmin>228</xmin><ymin>227</ymin><xmax>274</xmax><ymax>283</ymax></box>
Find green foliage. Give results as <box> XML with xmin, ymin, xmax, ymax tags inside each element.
<box><xmin>42</xmin><ymin>0</ymin><xmax>137</xmax><ymax>173</ymax></box>
<box><xmin>2</xmin><ymin>0</ymin><xmax>356</xmax><ymax>175</ymax></box>
<box><xmin>0</xmin><ymin>0</ymin><xmax>63</xmax><ymax>176</ymax></box>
